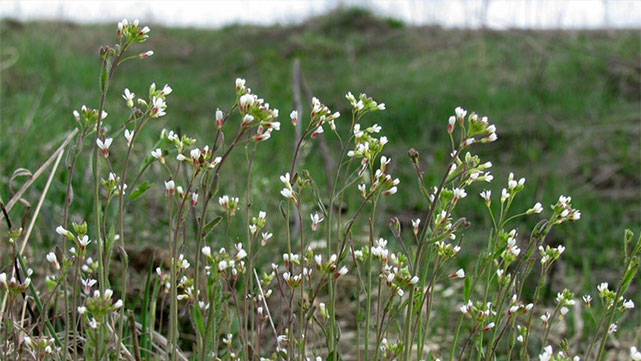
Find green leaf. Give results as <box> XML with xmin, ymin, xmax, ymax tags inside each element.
<box><xmin>192</xmin><ymin>304</ymin><xmax>206</xmax><ymax>336</ymax></box>
<box><xmin>100</xmin><ymin>61</ymin><xmax>110</xmax><ymax>94</ymax></box>
<box><xmin>464</xmin><ymin>273</ymin><xmax>472</xmax><ymax>301</ymax></box>
<box><xmin>202</xmin><ymin>216</ymin><xmax>222</xmax><ymax>237</ymax></box>
<box><xmin>326</xmin><ymin>350</ymin><xmax>342</xmax><ymax>361</ymax></box>
<box><xmin>129</xmin><ymin>181</ymin><xmax>150</xmax><ymax>200</ymax></box>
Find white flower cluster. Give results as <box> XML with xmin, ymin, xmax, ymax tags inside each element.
<box><xmin>201</xmin><ymin>244</ymin><xmax>247</xmax><ymax>281</ymax></box>
<box><xmin>219</xmin><ymin>195</ymin><xmax>240</xmax><ymax>216</ymax></box>
<box><xmin>347</xmin><ymin>124</ymin><xmax>388</xmax><ymax>170</ymax></box>
<box><xmin>539</xmin><ymin>244</ymin><xmax>566</xmax><ymax>265</ymax></box>
<box><xmin>551</xmin><ymin>195</ymin><xmax>581</xmax><ymax>224</ymax></box>
<box><xmin>0</xmin><ymin>272</ymin><xmax>31</xmax><ymax>294</ymax></box>
<box><xmin>500</xmin><ymin>229</ymin><xmax>521</xmax><ymax>264</ymax></box>
<box><xmin>134</xmin><ymin>83</ymin><xmax>172</xmax><ymax>119</ymax></box>
<box><xmin>73</xmin><ymin>104</ymin><xmax>108</xmax><ymax>128</ymax></box>
<box><xmin>116</xmin><ymin>18</ymin><xmax>150</xmax><ymax>43</ymax></box>
<box><xmin>537</xmin><ymin>345</ymin><xmax>581</xmax><ymax>361</ymax></box>
<box><xmin>309</xmin><ymin>96</ymin><xmax>340</xmax><ymax>135</ymax></box>
<box><xmin>235</xmin><ymin>78</ymin><xmax>280</xmax><ymax>142</ymax></box>
<box><xmin>500</xmin><ymin>172</ymin><xmax>526</xmax><ymax>203</ymax></box>
<box><xmin>83</xmin><ymin>288</ymin><xmax>123</xmax><ymax>316</ymax></box>
<box><xmin>345</xmin><ymin>91</ymin><xmax>385</xmax><ymax>114</ymax></box>
<box><xmin>22</xmin><ymin>336</ymin><xmax>61</xmax><ymax>355</ymax></box>
<box><xmin>459</xmin><ymin>301</ymin><xmax>497</xmax><ymax>328</ymax></box>
<box><xmin>279</xmin><ymin>172</ymin><xmax>297</xmax><ymax>203</ymax></box>
<box><xmin>313</xmin><ymin>253</ymin><xmax>348</xmax><ymax>279</ymax></box>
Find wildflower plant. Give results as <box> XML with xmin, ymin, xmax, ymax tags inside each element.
<box><xmin>0</xmin><ymin>18</ymin><xmax>638</xmax><ymax>361</ymax></box>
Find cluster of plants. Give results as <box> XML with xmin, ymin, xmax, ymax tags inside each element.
<box><xmin>0</xmin><ymin>19</ymin><xmax>639</xmax><ymax>361</ymax></box>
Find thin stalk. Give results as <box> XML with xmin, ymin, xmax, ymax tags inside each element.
<box><xmin>403</xmin><ymin>148</ymin><xmax>461</xmax><ymax>361</ymax></box>
<box><xmin>364</xmin><ymin>199</ymin><xmax>377</xmax><ymax>360</ymax></box>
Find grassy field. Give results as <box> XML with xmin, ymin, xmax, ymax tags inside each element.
<box><xmin>1</xmin><ymin>8</ymin><xmax>640</xmax><ymax>342</ymax></box>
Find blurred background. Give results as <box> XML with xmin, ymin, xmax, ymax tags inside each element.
<box><xmin>1</xmin><ymin>0</ymin><xmax>640</xmax><ymax>331</ymax></box>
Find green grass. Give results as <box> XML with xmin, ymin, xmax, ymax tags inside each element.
<box><xmin>1</xmin><ymin>9</ymin><xmax>639</xmax><ymax>298</ymax></box>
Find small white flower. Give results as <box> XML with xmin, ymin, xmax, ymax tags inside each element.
<box><xmin>455</xmin><ymin>106</ymin><xmax>467</xmax><ymax>119</ymax></box>
<box><xmin>56</xmin><ymin>225</ymin><xmax>70</xmax><ymax>237</ymax></box>
<box><xmin>164</xmin><ymin>180</ymin><xmax>175</xmax><ymax>195</ymax></box>
<box><xmin>235</xmin><ymin>78</ymin><xmax>246</xmax><ymax>90</ymax></box>
<box><xmin>337</xmin><ymin>266</ymin><xmax>348</xmax><ymax>277</ymax></box>
<box><xmin>242</xmin><ymin>114</ymin><xmax>255</xmax><ymax>127</ymax></box>
<box><xmin>358</xmin><ymin>184</ymin><xmax>367</xmax><ymax>197</ymax></box>
<box><xmin>608</xmin><ymin>323</ymin><xmax>618</xmax><ymax>333</ymax></box>
<box><xmin>139</xmin><ymin>50</ymin><xmax>154</xmax><ymax>59</ymax></box>
<box><xmin>310</xmin><ymin>213</ymin><xmax>324</xmax><ymax>231</ymax></box>
<box><xmin>560</xmin><ymin>306</ymin><xmax>569</xmax><ymax>316</ymax></box>
<box><xmin>202</xmin><ymin>246</ymin><xmax>211</xmax><ymax>257</ymax></box>
<box><xmin>78</xmin><ymin>235</ymin><xmax>91</xmax><ymax>248</ymax></box>
<box><xmin>89</xmin><ymin>318</ymin><xmax>99</xmax><ymax>329</ymax></box>
<box><xmin>122</xmin><ymin>88</ymin><xmax>135</xmax><ymax>108</ymax></box>
<box><xmin>151</xmin><ymin>96</ymin><xmax>167</xmax><ymax>118</ymax></box>
<box><xmin>383</xmin><ymin>186</ymin><xmax>397</xmax><ymax>196</ymax></box>
<box><xmin>597</xmin><ymin>282</ymin><xmax>608</xmax><ymax>294</ymax></box>
<box><xmin>540</xmin><ymin>312</ymin><xmax>550</xmax><ymax>323</ymax></box>
<box><xmin>96</xmin><ymin>138</ymin><xmax>113</xmax><ymax>157</ymax></box>
<box><xmin>411</xmin><ymin>218</ymin><xmax>421</xmax><ymax>234</ymax></box>
<box><xmin>215</xmin><ymin>108</ymin><xmax>224</xmax><ymax>128</ymax></box>
<box><xmin>46</xmin><ymin>252</ymin><xmax>60</xmax><ymax>270</ymax></box>
<box><xmin>453</xmin><ymin>188</ymin><xmax>467</xmax><ymax>200</ymax></box>
<box><xmin>482</xmin><ymin>322</ymin><xmax>495</xmax><ymax>332</ymax></box>
<box><xmin>501</xmin><ymin>188</ymin><xmax>509</xmax><ymax>202</ymax></box>
<box><xmin>151</xmin><ymin>148</ymin><xmax>163</xmax><ymax>160</ymax></box>
<box><xmin>290</xmin><ymin>110</ymin><xmax>298</xmax><ymax>126</ymax></box>
<box><xmin>485</xmin><ymin>133</ymin><xmax>498</xmax><ymax>142</ymax></box>
<box><xmin>631</xmin><ymin>346</ymin><xmax>641</xmax><ymax>361</ymax></box>
<box><xmin>622</xmin><ymin>299</ymin><xmax>635</xmax><ymax>310</ymax></box>
<box><xmin>539</xmin><ymin>346</ymin><xmax>553</xmax><ymax>361</ymax></box>
<box><xmin>218</xmin><ymin>260</ymin><xmax>228</xmax><ymax>271</ymax></box>
<box><xmin>124</xmin><ymin>129</ymin><xmax>134</xmax><ymax>146</ymax></box>
<box><xmin>280</xmin><ymin>173</ymin><xmax>290</xmax><ymax>186</ymax></box>
<box><xmin>527</xmin><ymin>202</ymin><xmax>543</xmax><ymax>214</ymax></box>
<box><xmin>450</xmin><ymin>269</ymin><xmax>465</xmax><ymax>279</ymax></box>
<box><xmin>571</xmin><ymin>210</ymin><xmax>581</xmax><ymax>220</ymax></box>
<box><xmin>480</xmin><ymin>190</ymin><xmax>492</xmax><ymax>204</ymax></box>
<box><xmin>280</xmin><ymin>188</ymin><xmax>295</xmax><ymax>201</ymax></box>
<box><xmin>261</xmin><ymin>232</ymin><xmax>273</xmax><ymax>245</ymax></box>
<box><xmin>160</xmin><ymin>84</ymin><xmax>172</xmax><ymax>96</ymax></box>
<box><xmin>81</xmin><ymin>278</ymin><xmax>97</xmax><ymax>294</ymax></box>
<box><xmin>312</xmin><ymin>126</ymin><xmax>324</xmax><ymax>138</ymax></box>
<box><xmin>190</xmin><ymin>148</ymin><xmax>201</xmax><ymax>161</ymax></box>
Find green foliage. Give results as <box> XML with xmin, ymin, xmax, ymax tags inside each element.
<box><xmin>0</xmin><ymin>9</ymin><xmax>639</xmax><ymax>361</ymax></box>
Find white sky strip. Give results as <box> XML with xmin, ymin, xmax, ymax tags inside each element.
<box><xmin>1</xmin><ymin>0</ymin><xmax>640</xmax><ymax>29</ymax></box>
